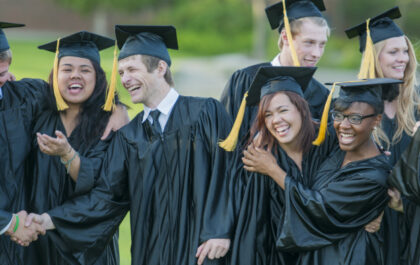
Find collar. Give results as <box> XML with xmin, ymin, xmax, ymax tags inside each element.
<box><xmin>270</xmin><ymin>53</ymin><xmax>282</xmax><ymax>66</ymax></box>
<box><xmin>142</xmin><ymin>88</ymin><xmax>179</xmax><ymax>123</ymax></box>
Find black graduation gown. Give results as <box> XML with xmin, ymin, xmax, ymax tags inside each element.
<box><xmin>47</xmin><ymin>96</ymin><xmax>233</xmax><ymax>265</ymax></box>
<box><xmin>229</xmin><ymin>127</ymin><xmax>338</xmax><ymax>265</ymax></box>
<box><xmin>388</xmin><ymin>129</ymin><xmax>420</xmax><ymax>265</ymax></box>
<box><xmin>220</xmin><ymin>63</ymin><xmax>330</xmax><ymax>142</ymax></box>
<box><xmin>0</xmin><ymin>79</ymin><xmax>47</xmax><ymax>265</ymax></box>
<box><xmin>381</xmin><ymin>111</ymin><xmax>420</xmax><ymax>265</ymax></box>
<box><xmin>23</xmin><ymin>107</ymin><xmax>119</xmax><ymax>265</ymax></box>
<box><xmin>276</xmin><ymin>150</ymin><xmax>391</xmax><ymax>265</ymax></box>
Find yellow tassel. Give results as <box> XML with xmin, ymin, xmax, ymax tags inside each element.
<box><xmin>358</xmin><ymin>19</ymin><xmax>377</xmax><ymax>79</ymax></box>
<box><xmin>312</xmin><ymin>82</ymin><xmax>336</xmax><ymax>145</ymax></box>
<box><xmin>219</xmin><ymin>92</ymin><xmax>248</xmax><ymax>151</ymax></box>
<box><xmin>53</xmin><ymin>38</ymin><xmax>69</xmax><ymax>111</ymax></box>
<box><xmin>103</xmin><ymin>41</ymin><xmax>118</xmax><ymax>111</ymax></box>
<box><xmin>283</xmin><ymin>1</ymin><xmax>300</xmax><ymax>67</ymax></box>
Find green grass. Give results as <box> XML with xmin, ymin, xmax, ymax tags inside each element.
<box><xmin>8</xmin><ymin>38</ymin><xmax>134</xmax><ymax>265</ymax></box>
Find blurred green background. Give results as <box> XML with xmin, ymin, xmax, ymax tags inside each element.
<box><xmin>4</xmin><ymin>0</ymin><xmax>420</xmax><ymax>264</ymax></box>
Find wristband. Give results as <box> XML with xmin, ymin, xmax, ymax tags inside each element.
<box><xmin>13</xmin><ymin>214</ymin><xmax>19</xmax><ymax>233</ymax></box>
<box><xmin>60</xmin><ymin>150</ymin><xmax>79</xmax><ymax>174</ymax></box>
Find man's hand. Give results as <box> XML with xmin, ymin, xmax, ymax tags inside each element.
<box><xmin>195</xmin><ymin>238</ymin><xmax>230</xmax><ymax>265</ymax></box>
<box><xmin>364</xmin><ymin>211</ymin><xmax>384</xmax><ymax>233</ymax></box>
<box><xmin>6</xmin><ymin>211</ymin><xmax>46</xmax><ymax>247</ymax></box>
<box><xmin>388</xmin><ymin>188</ymin><xmax>403</xmax><ymax>212</ymax></box>
<box><xmin>25</xmin><ymin>213</ymin><xmax>55</xmax><ymax>231</ymax></box>
<box><xmin>101</xmin><ymin>104</ymin><xmax>130</xmax><ymax>140</ymax></box>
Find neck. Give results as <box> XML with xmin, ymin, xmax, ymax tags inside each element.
<box><xmin>279</xmin><ymin>48</ymin><xmax>293</xmax><ymax>66</ymax></box>
<box><xmin>59</xmin><ymin>104</ymin><xmax>80</xmax><ymax>137</ymax></box>
<box><xmin>279</xmin><ymin>141</ymin><xmax>303</xmax><ymax>170</ymax></box>
<box><xmin>384</xmin><ymin>98</ymin><xmax>398</xmax><ymax>119</ymax></box>
<box><xmin>342</xmin><ymin>137</ymin><xmax>380</xmax><ymax>167</ymax></box>
<box><xmin>145</xmin><ymin>83</ymin><xmax>171</xmax><ymax>109</ymax></box>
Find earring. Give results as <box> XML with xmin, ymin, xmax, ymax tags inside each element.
<box><xmin>373</xmin><ymin>126</ymin><xmax>377</xmax><ymax>130</ymax></box>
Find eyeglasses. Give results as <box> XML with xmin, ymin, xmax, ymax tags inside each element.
<box><xmin>331</xmin><ymin>111</ymin><xmax>376</xmax><ymax>125</ymax></box>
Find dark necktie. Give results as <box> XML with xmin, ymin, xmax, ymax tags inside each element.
<box><xmin>149</xmin><ymin>110</ymin><xmax>162</xmax><ymax>134</ymax></box>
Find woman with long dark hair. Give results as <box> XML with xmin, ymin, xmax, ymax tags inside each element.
<box><xmin>21</xmin><ymin>31</ymin><xmax>128</xmax><ymax>265</ymax></box>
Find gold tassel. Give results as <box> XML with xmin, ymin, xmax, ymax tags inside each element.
<box><xmin>283</xmin><ymin>1</ymin><xmax>300</xmax><ymax>67</ymax></box>
<box><xmin>103</xmin><ymin>41</ymin><xmax>118</xmax><ymax>111</ymax></box>
<box><xmin>358</xmin><ymin>19</ymin><xmax>376</xmax><ymax>79</ymax></box>
<box><xmin>312</xmin><ymin>82</ymin><xmax>336</xmax><ymax>145</ymax></box>
<box><xmin>219</xmin><ymin>92</ymin><xmax>248</xmax><ymax>151</ymax></box>
<box><xmin>53</xmin><ymin>38</ymin><xmax>69</xmax><ymax>111</ymax></box>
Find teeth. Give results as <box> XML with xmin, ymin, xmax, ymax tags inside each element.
<box><xmin>70</xmin><ymin>84</ymin><xmax>82</xmax><ymax>89</ymax></box>
<box><xmin>276</xmin><ymin>126</ymin><xmax>289</xmax><ymax>133</ymax></box>
<box><xmin>341</xmin><ymin>133</ymin><xmax>354</xmax><ymax>137</ymax></box>
<box><xmin>128</xmin><ymin>86</ymin><xmax>140</xmax><ymax>92</ymax></box>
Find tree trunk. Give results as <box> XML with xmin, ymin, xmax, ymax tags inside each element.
<box><xmin>92</xmin><ymin>8</ymin><xmax>108</xmax><ymax>36</ymax></box>
<box><xmin>252</xmin><ymin>0</ymin><xmax>267</xmax><ymax>59</ymax></box>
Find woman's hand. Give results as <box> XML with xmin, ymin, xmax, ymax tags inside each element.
<box><xmin>413</xmin><ymin>121</ymin><xmax>420</xmax><ymax>135</ymax></box>
<box><xmin>101</xmin><ymin>104</ymin><xmax>130</xmax><ymax>140</ymax></box>
<box><xmin>242</xmin><ymin>143</ymin><xmax>277</xmax><ymax>176</ymax></box>
<box><xmin>37</xmin><ymin>130</ymin><xmax>71</xmax><ymax>157</ymax></box>
<box><xmin>388</xmin><ymin>188</ymin><xmax>403</xmax><ymax>213</ymax></box>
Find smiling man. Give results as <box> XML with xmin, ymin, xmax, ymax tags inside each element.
<box><xmin>35</xmin><ymin>25</ymin><xmax>233</xmax><ymax>265</ymax></box>
<box><xmin>220</xmin><ymin>0</ymin><xmax>331</xmax><ymax>143</ymax></box>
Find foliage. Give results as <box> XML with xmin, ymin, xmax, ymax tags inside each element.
<box><xmin>51</xmin><ymin>0</ymin><xmax>155</xmax><ymax>14</ymax></box>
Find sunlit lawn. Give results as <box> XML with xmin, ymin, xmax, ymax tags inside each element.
<box><xmin>10</xmin><ymin>38</ymin><xmax>138</xmax><ymax>265</ymax></box>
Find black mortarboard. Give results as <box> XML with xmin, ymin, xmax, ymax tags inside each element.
<box><xmin>115</xmin><ymin>25</ymin><xmax>178</xmax><ymax>66</ymax></box>
<box><xmin>0</xmin><ymin>22</ymin><xmax>25</xmax><ymax>52</ymax></box>
<box><xmin>345</xmin><ymin>7</ymin><xmax>404</xmax><ymax>52</ymax></box>
<box><xmin>38</xmin><ymin>31</ymin><xmax>114</xmax><ymax>64</ymax></box>
<box><xmin>265</xmin><ymin>0</ymin><xmax>325</xmax><ymax>31</ymax></box>
<box><xmin>329</xmin><ymin>78</ymin><xmax>403</xmax><ymax>107</ymax></box>
<box><xmin>247</xmin><ymin>66</ymin><xmax>316</xmax><ymax>105</ymax></box>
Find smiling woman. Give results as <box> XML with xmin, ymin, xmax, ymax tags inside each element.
<box><xmin>20</xmin><ymin>31</ymin><xmax>128</xmax><ymax>265</ymax></box>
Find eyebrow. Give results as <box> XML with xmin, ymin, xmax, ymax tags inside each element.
<box><xmin>61</xmin><ymin>63</ymin><xmax>94</xmax><ymax>68</ymax></box>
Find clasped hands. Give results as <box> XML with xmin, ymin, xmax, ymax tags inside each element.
<box><xmin>5</xmin><ymin>211</ymin><xmax>54</xmax><ymax>246</ymax></box>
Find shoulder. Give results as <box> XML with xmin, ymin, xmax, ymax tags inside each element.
<box><xmin>309</xmin><ymin>78</ymin><xmax>329</xmax><ymax>93</ymax></box>
<box><xmin>232</xmin><ymin>62</ymin><xmax>271</xmax><ymax>78</ymax></box>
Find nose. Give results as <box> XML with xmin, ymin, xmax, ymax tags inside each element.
<box><xmin>70</xmin><ymin>70</ymin><xmax>81</xmax><ymax>79</ymax></box>
<box><xmin>339</xmin><ymin>116</ymin><xmax>352</xmax><ymax>128</ymax></box>
<box><xmin>397</xmin><ymin>51</ymin><xmax>409</xmax><ymax>64</ymax></box>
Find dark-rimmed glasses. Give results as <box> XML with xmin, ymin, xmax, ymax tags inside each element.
<box><xmin>331</xmin><ymin>111</ymin><xmax>376</xmax><ymax>125</ymax></box>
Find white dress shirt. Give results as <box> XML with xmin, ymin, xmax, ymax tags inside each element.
<box><xmin>142</xmin><ymin>88</ymin><xmax>179</xmax><ymax>132</ymax></box>
<box><xmin>271</xmin><ymin>53</ymin><xmax>282</xmax><ymax>66</ymax></box>
<box><xmin>0</xmin><ymin>218</ymin><xmax>12</xmax><ymax>235</ymax></box>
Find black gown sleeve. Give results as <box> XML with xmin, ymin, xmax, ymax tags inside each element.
<box><xmin>47</xmin><ymin>131</ymin><xmax>130</xmax><ymax>265</ymax></box>
<box><xmin>199</xmin><ymin>99</ymin><xmax>234</xmax><ymax>242</ymax></box>
<box><xmin>388</xmin><ymin>129</ymin><xmax>420</xmax><ymax>204</ymax></box>
<box><xmin>73</xmin><ymin>137</ymin><xmax>113</xmax><ymax>197</ymax></box>
<box><xmin>277</xmin><ymin>171</ymin><xmax>388</xmax><ymax>251</ymax></box>
<box><xmin>0</xmin><ymin>211</ymin><xmax>12</xmax><ymax>231</ymax></box>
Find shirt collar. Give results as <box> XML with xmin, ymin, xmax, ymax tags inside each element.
<box><xmin>270</xmin><ymin>53</ymin><xmax>282</xmax><ymax>66</ymax></box>
<box><xmin>142</xmin><ymin>88</ymin><xmax>179</xmax><ymax>123</ymax></box>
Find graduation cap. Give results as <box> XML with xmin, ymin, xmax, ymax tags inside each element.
<box><xmin>344</xmin><ymin>7</ymin><xmax>404</xmax><ymax>79</ymax></box>
<box><xmin>38</xmin><ymin>31</ymin><xmax>117</xmax><ymax>111</ymax></box>
<box><xmin>265</xmin><ymin>0</ymin><xmax>326</xmax><ymax>30</ymax></box>
<box><xmin>219</xmin><ymin>66</ymin><xmax>316</xmax><ymax>151</ymax></box>
<box><xmin>0</xmin><ymin>22</ymin><xmax>25</xmax><ymax>52</ymax></box>
<box><xmin>330</xmin><ymin>78</ymin><xmax>403</xmax><ymax>107</ymax></box>
<box><xmin>115</xmin><ymin>25</ymin><xmax>178</xmax><ymax>66</ymax></box>
<box><xmin>265</xmin><ymin>0</ymin><xmax>326</xmax><ymax>67</ymax></box>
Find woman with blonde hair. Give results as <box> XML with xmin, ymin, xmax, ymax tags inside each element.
<box><xmin>346</xmin><ymin>6</ymin><xmax>420</xmax><ymax>265</ymax></box>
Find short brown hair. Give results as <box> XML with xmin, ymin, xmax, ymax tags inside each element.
<box><xmin>279</xmin><ymin>16</ymin><xmax>330</xmax><ymax>49</ymax></box>
<box><xmin>248</xmin><ymin>91</ymin><xmax>316</xmax><ymax>153</ymax></box>
<box><xmin>0</xmin><ymin>49</ymin><xmax>12</xmax><ymax>64</ymax></box>
<box><xmin>140</xmin><ymin>54</ymin><xmax>174</xmax><ymax>87</ymax></box>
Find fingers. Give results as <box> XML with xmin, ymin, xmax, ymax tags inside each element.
<box><xmin>197</xmin><ymin>243</ymin><xmax>210</xmax><ymax>265</ymax></box>
<box><xmin>101</xmin><ymin>126</ymin><xmax>112</xmax><ymax>140</ymax></box>
<box><xmin>196</xmin><ymin>242</ymin><xmax>205</xmax><ymax>257</ymax></box>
